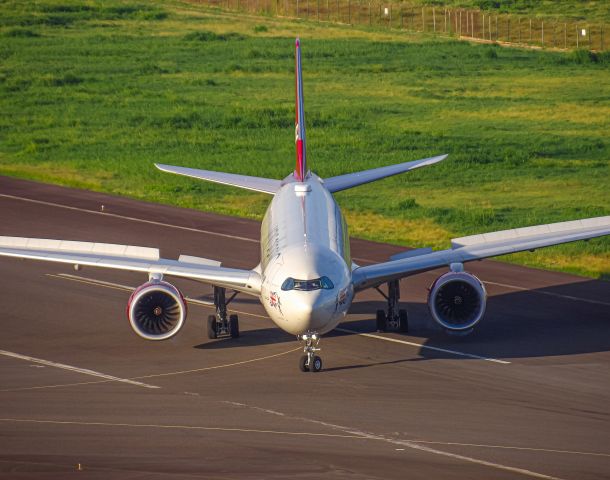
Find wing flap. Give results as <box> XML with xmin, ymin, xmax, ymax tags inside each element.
<box><xmin>155</xmin><ymin>163</ymin><xmax>282</xmax><ymax>195</ymax></box>
<box><xmin>353</xmin><ymin>216</ymin><xmax>610</xmax><ymax>291</ymax></box>
<box><xmin>0</xmin><ymin>237</ymin><xmax>260</xmax><ymax>295</ymax></box>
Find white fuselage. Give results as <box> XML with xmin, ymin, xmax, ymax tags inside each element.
<box><xmin>259</xmin><ymin>174</ymin><xmax>354</xmax><ymax>336</ymax></box>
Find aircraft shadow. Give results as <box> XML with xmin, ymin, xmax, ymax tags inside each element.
<box><xmin>339</xmin><ymin>279</ymin><xmax>610</xmax><ymax>361</ymax></box>
<box><xmin>193</xmin><ymin>327</ymin><xmax>293</xmax><ymax>350</ymax></box>
<box><xmin>192</xmin><ymin>279</ymin><xmax>609</xmax><ymax>362</ymax></box>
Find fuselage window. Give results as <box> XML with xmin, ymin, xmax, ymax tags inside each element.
<box><xmin>281</xmin><ymin>276</ymin><xmax>334</xmax><ymax>291</ymax></box>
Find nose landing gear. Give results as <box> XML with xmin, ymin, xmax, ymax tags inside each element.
<box><xmin>299</xmin><ymin>333</ymin><xmax>322</xmax><ymax>372</ymax></box>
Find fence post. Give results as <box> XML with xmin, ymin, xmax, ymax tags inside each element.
<box><xmin>564</xmin><ymin>23</ymin><xmax>567</xmax><ymax>48</ymax></box>
<box><xmin>507</xmin><ymin>16</ymin><xmax>511</xmax><ymax>42</ymax></box>
<box><xmin>326</xmin><ymin>0</ymin><xmax>329</xmax><ymax>21</ymax></box>
<box><xmin>588</xmin><ymin>25</ymin><xmax>591</xmax><ymax>48</ymax></box>
<box><xmin>389</xmin><ymin>4</ymin><xmax>391</xmax><ymax>28</ymax></box>
<box><xmin>488</xmin><ymin>15</ymin><xmax>491</xmax><ymax>40</ymax></box>
<box><xmin>348</xmin><ymin>0</ymin><xmax>350</xmax><ymax>24</ymax></box>
<box><xmin>368</xmin><ymin>2</ymin><xmax>371</xmax><ymax>25</ymax></box>
<box><xmin>482</xmin><ymin>13</ymin><xmax>485</xmax><ymax>39</ymax></box>
<box><xmin>448</xmin><ymin>10</ymin><xmax>451</xmax><ymax>34</ymax></box>
<box><xmin>529</xmin><ymin>18</ymin><xmax>532</xmax><ymax>43</ymax></box>
<box><xmin>601</xmin><ymin>26</ymin><xmax>604</xmax><ymax>51</ymax></box>
<box><xmin>422</xmin><ymin>7</ymin><xmax>425</xmax><ymax>32</ymax></box>
<box><xmin>444</xmin><ymin>8</ymin><xmax>447</xmax><ymax>33</ymax></box>
<box><xmin>518</xmin><ymin>17</ymin><xmax>521</xmax><ymax>43</ymax></box>
<box><xmin>433</xmin><ymin>7</ymin><xmax>436</xmax><ymax>32</ymax></box>
<box><xmin>400</xmin><ymin>6</ymin><xmax>403</xmax><ymax>29</ymax></box>
<box><xmin>465</xmin><ymin>9</ymin><xmax>468</xmax><ymax>35</ymax></box>
<box><xmin>576</xmin><ymin>24</ymin><xmax>579</xmax><ymax>48</ymax></box>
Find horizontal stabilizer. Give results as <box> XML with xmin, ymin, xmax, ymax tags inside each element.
<box><xmin>155</xmin><ymin>164</ymin><xmax>282</xmax><ymax>195</ymax></box>
<box><xmin>323</xmin><ymin>154</ymin><xmax>447</xmax><ymax>193</ymax></box>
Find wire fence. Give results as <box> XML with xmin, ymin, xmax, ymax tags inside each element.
<box><xmin>188</xmin><ymin>0</ymin><xmax>609</xmax><ymax>51</ymax></box>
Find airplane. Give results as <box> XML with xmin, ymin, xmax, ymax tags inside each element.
<box><xmin>1</xmin><ymin>39</ymin><xmax>609</xmax><ymax>373</ymax></box>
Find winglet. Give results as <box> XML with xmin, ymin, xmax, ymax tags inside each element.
<box><xmin>295</xmin><ymin>38</ymin><xmax>307</xmax><ymax>182</ymax></box>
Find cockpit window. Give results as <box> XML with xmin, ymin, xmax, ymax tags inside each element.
<box><xmin>281</xmin><ymin>276</ymin><xmax>334</xmax><ymax>291</ymax></box>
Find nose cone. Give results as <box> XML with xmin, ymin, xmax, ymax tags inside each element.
<box><xmin>280</xmin><ymin>290</ymin><xmax>336</xmax><ymax>335</ymax></box>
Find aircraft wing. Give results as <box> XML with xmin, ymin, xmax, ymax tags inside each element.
<box><xmin>352</xmin><ymin>216</ymin><xmax>610</xmax><ymax>291</ymax></box>
<box><xmin>0</xmin><ymin>237</ymin><xmax>261</xmax><ymax>295</ymax></box>
<box><xmin>155</xmin><ymin>163</ymin><xmax>282</xmax><ymax>195</ymax></box>
<box><xmin>323</xmin><ymin>155</ymin><xmax>447</xmax><ymax>193</ymax></box>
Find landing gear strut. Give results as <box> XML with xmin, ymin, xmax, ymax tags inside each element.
<box><xmin>299</xmin><ymin>333</ymin><xmax>322</xmax><ymax>372</ymax></box>
<box><xmin>207</xmin><ymin>286</ymin><xmax>240</xmax><ymax>339</ymax></box>
<box><xmin>375</xmin><ymin>279</ymin><xmax>408</xmax><ymax>333</ymax></box>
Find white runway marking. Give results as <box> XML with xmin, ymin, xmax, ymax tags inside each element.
<box><xmin>0</xmin><ymin>418</ymin><xmax>364</xmax><ymax>440</ymax></box>
<box><xmin>4</xmin><ymin>192</ymin><xmax>606</xmax><ymax>307</ymax></box>
<box><xmin>225</xmin><ymin>402</ymin><xmax>563</xmax><ymax>480</ymax></box>
<box><xmin>0</xmin><ymin>346</ymin><xmax>299</xmax><ymax>393</ymax></box>
<box><xmin>484</xmin><ymin>280</ymin><xmax>610</xmax><ymax>307</ymax></box>
<box><xmin>408</xmin><ymin>440</ymin><xmax>610</xmax><ymax>458</ymax></box>
<box><xmin>0</xmin><ymin>350</ymin><xmax>159</xmax><ymax>389</ymax></box>
<box><xmin>335</xmin><ymin>328</ymin><xmax>510</xmax><ymax>364</ymax></box>
<box><xmin>0</xmin><ymin>193</ymin><xmax>259</xmax><ymax>244</ymax></box>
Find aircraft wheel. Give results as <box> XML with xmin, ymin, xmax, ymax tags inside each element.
<box><xmin>398</xmin><ymin>309</ymin><xmax>409</xmax><ymax>333</ymax></box>
<box><xmin>229</xmin><ymin>314</ymin><xmax>240</xmax><ymax>338</ymax></box>
<box><xmin>376</xmin><ymin>309</ymin><xmax>386</xmax><ymax>332</ymax></box>
<box><xmin>299</xmin><ymin>355</ymin><xmax>309</xmax><ymax>372</ymax></box>
<box><xmin>207</xmin><ymin>315</ymin><xmax>217</xmax><ymax>339</ymax></box>
<box><xmin>311</xmin><ymin>356</ymin><xmax>323</xmax><ymax>372</ymax></box>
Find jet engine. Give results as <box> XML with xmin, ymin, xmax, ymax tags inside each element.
<box><xmin>127</xmin><ymin>281</ymin><xmax>187</xmax><ymax>340</ymax></box>
<box><xmin>428</xmin><ymin>271</ymin><xmax>487</xmax><ymax>333</ymax></box>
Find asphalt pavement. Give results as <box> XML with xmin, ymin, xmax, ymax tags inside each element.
<box><xmin>0</xmin><ymin>176</ymin><xmax>608</xmax><ymax>479</ymax></box>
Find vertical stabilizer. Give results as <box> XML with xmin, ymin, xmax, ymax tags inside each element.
<box><xmin>294</xmin><ymin>38</ymin><xmax>307</xmax><ymax>182</ymax></box>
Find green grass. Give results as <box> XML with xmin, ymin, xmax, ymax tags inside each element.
<box><xmin>415</xmin><ymin>0</ymin><xmax>610</xmax><ymax>23</ymax></box>
<box><xmin>1</xmin><ymin>0</ymin><xmax>609</xmax><ymax>279</ymax></box>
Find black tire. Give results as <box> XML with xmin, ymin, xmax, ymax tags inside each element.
<box><xmin>376</xmin><ymin>309</ymin><xmax>386</xmax><ymax>332</ymax></box>
<box><xmin>398</xmin><ymin>309</ymin><xmax>409</xmax><ymax>333</ymax></box>
<box><xmin>229</xmin><ymin>314</ymin><xmax>240</xmax><ymax>338</ymax></box>
<box><xmin>207</xmin><ymin>315</ymin><xmax>217</xmax><ymax>339</ymax></box>
<box><xmin>312</xmin><ymin>356</ymin><xmax>323</xmax><ymax>372</ymax></box>
<box><xmin>299</xmin><ymin>355</ymin><xmax>309</xmax><ymax>372</ymax></box>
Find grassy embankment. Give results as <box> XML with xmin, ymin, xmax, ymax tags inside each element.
<box><xmin>1</xmin><ymin>0</ymin><xmax>609</xmax><ymax>278</ymax></box>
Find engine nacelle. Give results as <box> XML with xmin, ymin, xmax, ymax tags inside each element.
<box><xmin>428</xmin><ymin>271</ymin><xmax>487</xmax><ymax>332</ymax></box>
<box><xmin>127</xmin><ymin>281</ymin><xmax>187</xmax><ymax>340</ymax></box>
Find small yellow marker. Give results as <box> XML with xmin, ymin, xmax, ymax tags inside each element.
<box><xmin>76</xmin><ymin>463</ymin><xmax>82</xmax><ymax>471</ymax></box>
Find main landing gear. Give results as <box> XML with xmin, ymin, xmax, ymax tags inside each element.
<box><xmin>207</xmin><ymin>286</ymin><xmax>240</xmax><ymax>339</ymax></box>
<box><xmin>375</xmin><ymin>279</ymin><xmax>409</xmax><ymax>333</ymax></box>
<box><xmin>299</xmin><ymin>333</ymin><xmax>322</xmax><ymax>372</ymax></box>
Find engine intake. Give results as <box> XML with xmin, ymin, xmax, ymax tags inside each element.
<box><xmin>127</xmin><ymin>281</ymin><xmax>187</xmax><ymax>340</ymax></box>
<box><xmin>428</xmin><ymin>271</ymin><xmax>486</xmax><ymax>332</ymax></box>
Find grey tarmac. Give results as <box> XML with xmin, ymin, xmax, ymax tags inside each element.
<box><xmin>0</xmin><ymin>176</ymin><xmax>608</xmax><ymax>479</ymax></box>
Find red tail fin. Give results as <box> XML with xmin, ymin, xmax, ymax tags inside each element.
<box><xmin>294</xmin><ymin>38</ymin><xmax>307</xmax><ymax>182</ymax></box>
